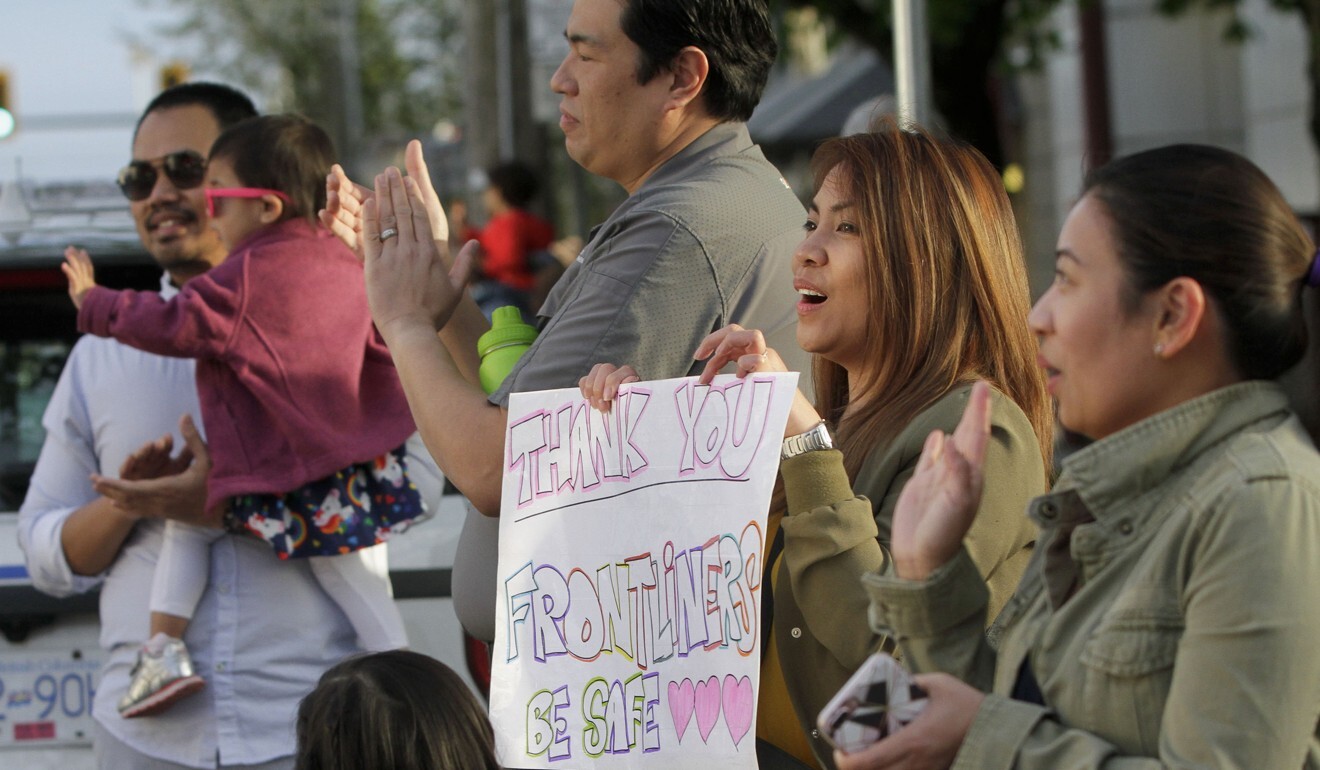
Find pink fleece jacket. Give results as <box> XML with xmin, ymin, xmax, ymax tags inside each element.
<box><xmin>79</xmin><ymin>218</ymin><xmax>417</xmax><ymax>511</ymax></box>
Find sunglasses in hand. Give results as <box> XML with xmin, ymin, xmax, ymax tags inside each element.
<box><xmin>116</xmin><ymin>150</ymin><xmax>207</xmax><ymax>202</ymax></box>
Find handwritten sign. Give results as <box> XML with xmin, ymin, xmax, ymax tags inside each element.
<box><xmin>490</xmin><ymin>373</ymin><xmax>797</xmax><ymax>768</ymax></box>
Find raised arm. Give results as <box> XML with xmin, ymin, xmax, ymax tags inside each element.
<box><xmin>76</xmin><ymin>262</ymin><xmax>242</xmax><ymax>360</ymax></box>
<box><xmin>362</xmin><ymin>167</ymin><xmax>504</xmax><ymax>515</ymax></box>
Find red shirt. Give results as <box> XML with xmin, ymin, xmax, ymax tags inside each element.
<box><xmin>478</xmin><ymin>209</ymin><xmax>555</xmax><ymax>291</ymax></box>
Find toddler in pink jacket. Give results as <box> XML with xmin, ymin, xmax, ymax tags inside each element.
<box><xmin>65</xmin><ymin>114</ymin><xmax>424</xmax><ymax>718</ymax></box>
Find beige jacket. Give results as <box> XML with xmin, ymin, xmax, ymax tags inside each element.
<box><xmin>866</xmin><ymin>381</ymin><xmax>1320</xmax><ymax>768</ymax></box>
<box><xmin>774</xmin><ymin>384</ymin><xmax>1044</xmax><ymax>767</ymax></box>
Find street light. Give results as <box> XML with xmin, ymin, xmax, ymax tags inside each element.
<box><xmin>0</xmin><ymin>71</ymin><xmax>14</xmax><ymax>140</ymax></box>
<box><xmin>160</xmin><ymin>62</ymin><xmax>190</xmax><ymax>91</ymax></box>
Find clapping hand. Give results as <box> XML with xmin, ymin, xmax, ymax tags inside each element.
<box><xmin>320</xmin><ymin>139</ymin><xmax>450</xmax><ymax>261</ymax></box>
<box><xmin>362</xmin><ymin>166</ymin><xmax>478</xmax><ymax>338</ymax></box>
<box><xmin>92</xmin><ymin>414</ymin><xmax>220</xmax><ymax>528</ymax></box>
<box><xmin>889</xmin><ymin>381</ymin><xmax>992</xmax><ymax>581</ymax></box>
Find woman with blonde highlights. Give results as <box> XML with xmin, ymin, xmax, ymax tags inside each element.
<box><xmin>583</xmin><ymin>120</ymin><xmax>1051</xmax><ymax>768</ymax></box>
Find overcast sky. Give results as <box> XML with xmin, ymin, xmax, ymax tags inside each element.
<box><xmin>0</xmin><ymin>0</ymin><xmax>219</xmax><ymax>184</ymax></box>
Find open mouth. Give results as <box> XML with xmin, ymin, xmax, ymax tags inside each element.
<box><xmin>149</xmin><ymin>208</ymin><xmax>196</xmax><ymax>229</ymax></box>
<box><xmin>798</xmin><ymin>288</ymin><xmax>826</xmax><ymax>306</ymax></box>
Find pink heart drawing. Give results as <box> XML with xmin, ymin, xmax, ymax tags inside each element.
<box><xmin>693</xmin><ymin>676</ymin><xmax>722</xmax><ymax>743</ymax></box>
<box><xmin>667</xmin><ymin>679</ymin><xmax>696</xmax><ymax>743</ymax></box>
<box><xmin>722</xmin><ymin>674</ymin><xmax>754</xmax><ymax>747</ymax></box>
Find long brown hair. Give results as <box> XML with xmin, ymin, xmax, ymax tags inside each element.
<box><xmin>811</xmin><ymin>120</ymin><xmax>1052</xmax><ymax>479</ymax></box>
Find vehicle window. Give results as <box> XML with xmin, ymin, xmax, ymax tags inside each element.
<box><xmin>0</xmin><ymin>338</ymin><xmax>70</xmax><ymax>509</ymax></box>
<box><xmin>0</xmin><ymin>263</ymin><xmax>158</xmax><ymax>509</ymax></box>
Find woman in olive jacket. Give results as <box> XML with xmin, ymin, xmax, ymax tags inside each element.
<box><xmin>830</xmin><ymin>145</ymin><xmax>1320</xmax><ymax>769</ymax></box>
<box><xmin>582</xmin><ymin>121</ymin><xmax>1053</xmax><ymax>768</ymax></box>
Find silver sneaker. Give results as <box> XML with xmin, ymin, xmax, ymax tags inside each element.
<box><xmin>118</xmin><ymin>638</ymin><xmax>206</xmax><ymax>718</ymax></box>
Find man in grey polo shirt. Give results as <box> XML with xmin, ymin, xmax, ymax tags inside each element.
<box><xmin>329</xmin><ymin>0</ymin><xmax>807</xmax><ymax>519</ymax></box>
<box><xmin>490</xmin><ymin>116</ymin><xmax>802</xmax><ymax>406</ymax></box>
<box><xmin>336</xmin><ymin>6</ymin><xmax>812</xmax><ymax>766</ymax></box>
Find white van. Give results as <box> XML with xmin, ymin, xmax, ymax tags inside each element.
<box><xmin>0</xmin><ymin>179</ymin><xmax>482</xmax><ymax>769</ymax></box>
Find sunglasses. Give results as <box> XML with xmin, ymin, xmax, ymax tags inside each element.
<box><xmin>116</xmin><ymin>150</ymin><xmax>207</xmax><ymax>202</ymax></box>
<box><xmin>205</xmin><ymin>187</ymin><xmax>292</xmax><ymax>219</ymax></box>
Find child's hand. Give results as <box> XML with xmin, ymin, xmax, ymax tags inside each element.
<box><xmin>579</xmin><ymin>363</ymin><xmax>641</xmax><ymax>413</ymax></box>
<box><xmin>62</xmin><ymin>246</ymin><xmax>97</xmax><ymax>309</ymax></box>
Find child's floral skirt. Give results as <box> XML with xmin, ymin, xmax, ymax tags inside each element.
<box><xmin>225</xmin><ymin>445</ymin><xmax>427</xmax><ymax>559</ymax></box>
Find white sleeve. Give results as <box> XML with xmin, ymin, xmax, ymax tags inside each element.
<box><xmin>403</xmin><ymin>431</ymin><xmax>445</xmax><ymax>514</ymax></box>
<box><xmin>16</xmin><ymin>346</ymin><xmax>106</xmax><ymax>597</ymax></box>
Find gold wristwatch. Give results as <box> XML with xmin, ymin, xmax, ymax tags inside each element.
<box><xmin>781</xmin><ymin>420</ymin><xmax>833</xmax><ymax>460</ymax></box>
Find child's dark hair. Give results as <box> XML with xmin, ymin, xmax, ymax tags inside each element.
<box><xmin>295</xmin><ymin>650</ymin><xmax>501</xmax><ymax>770</ymax></box>
<box><xmin>486</xmin><ymin>161</ymin><xmax>541</xmax><ymax>208</ymax></box>
<box><xmin>207</xmin><ymin>114</ymin><xmax>332</xmax><ymax>226</ymax></box>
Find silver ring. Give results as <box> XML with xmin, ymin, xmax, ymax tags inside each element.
<box><xmin>379</xmin><ymin>227</ymin><xmax>399</xmax><ymax>241</ymax></box>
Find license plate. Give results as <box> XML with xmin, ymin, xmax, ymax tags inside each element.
<box><xmin>0</xmin><ymin>648</ymin><xmax>103</xmax><ymax>748</ymax></box>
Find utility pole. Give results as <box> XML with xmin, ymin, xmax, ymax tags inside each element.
<box><xmin>337</xmin><ymin>0</ymin><xmax>366</xmax><ymax>176</ymax></box>
<box><xmin>466</xmin><ymin>0</ymin><xmax>541</xmax><ymax>195</ymax></box>
<box><xmin>1078</xmin><ymin>0</ymin><xmax>1113</xmax><ymax>170</ymax></box>
<box><xmin>506</xmin><ymin>0</ymin><xmax>541</xmax><ymax>164</ymax></box>
<box><xmin>892</xmin><ymin>0</ymin><xmax>933</xmax><ymax>128</ymax></box>
<box><xmin>465</xmin><ymin>0</ymin><xmax>501</xmax><ymax>172</ymax></box>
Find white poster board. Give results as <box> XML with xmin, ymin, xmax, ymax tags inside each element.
<box><xmin>490</xmin><ymin>373</ymin><xmax>798</xmax><ymax>768</ymax></box>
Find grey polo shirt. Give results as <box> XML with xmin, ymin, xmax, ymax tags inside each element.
<box><xmin>490</xmin><ymin>121</ymin><xmax>808</xmax><ymax>406</ymax></box>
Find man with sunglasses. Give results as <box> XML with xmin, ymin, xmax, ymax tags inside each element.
<box><xmin>17</xmin><ymin>83</ymin><xmax>403</xmax><ymax>770</ymax></box>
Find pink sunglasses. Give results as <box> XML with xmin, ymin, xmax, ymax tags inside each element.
<box><xmin>205</xmin><ymin>187</ymin><xmax>292</xmax><ymax>219</ymax></box>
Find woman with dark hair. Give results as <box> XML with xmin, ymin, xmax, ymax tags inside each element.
<box><xmin>582</xmin><ymin>120</ymin><xmax>1052</xmax><ymax>768</ymax></box>
<box><xmin>826</xmin><ymin>144</ymin><xmax>1320</xmax><ymax>769</ymax></box>
<box><xmin>295</xmin><ymin>649</ymin><xmax>502</xmax><ymax>770</ymax></box>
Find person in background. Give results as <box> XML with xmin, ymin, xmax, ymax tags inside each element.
<box><xmin>63</xmin><ymin>113</ymin><xmax>425</xmax><ymax>718</ymax></box>
<box><xmin>582</xmin><ymin>121</ymin><xmax>1052</xmax><ymax>769</ymax></box>
<box><xmin>839</xmin><ymin>144</ymin><xmax>1320</xmax><ymax>768</ymax></box>
<box><xmin>295</xmin><ymin>650</ymin><xmax>501</xmax><ymax>770</ymax></box>
<box><xmin>18</xmin><ymin>82</ymin><xmax>440</xmax><ymax>770</ymax></box>
<box><xmin>468</xmin><ymin>160</ymin><xmax>557</xmax><ymax>318</ymax></box>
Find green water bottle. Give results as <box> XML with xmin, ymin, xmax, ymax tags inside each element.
<box><xmin>477</xmin><ymin>306</ymin><xmax>537</xmax><ymax>395</ymax></box>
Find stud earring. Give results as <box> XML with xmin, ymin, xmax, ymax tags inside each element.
<box><xmin>1154</xmin><ymin>342</ymin><xmax>1165</xmax><ymax>356</ymax></box>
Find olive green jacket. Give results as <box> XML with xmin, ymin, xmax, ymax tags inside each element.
<box><xmin>775</xmin><ymin>384</ymin><xmax>1044</xmax><ymax>767</ymax></box>
<box><xmin>866</xmin><ymin>381</ymin><xmax>1320</xmax><ymax>769</ymax></box>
